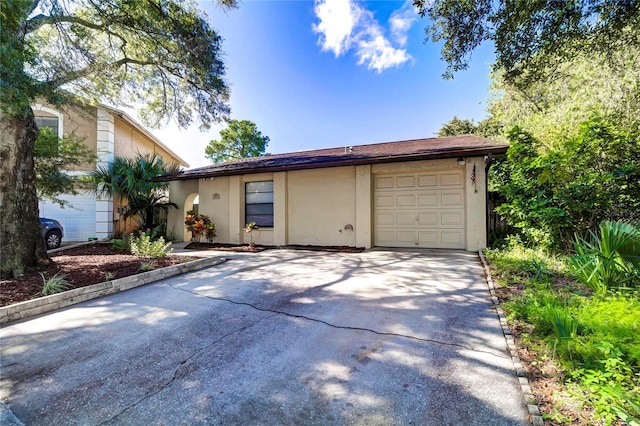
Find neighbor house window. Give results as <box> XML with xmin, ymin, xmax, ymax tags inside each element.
<box><xmin>35</xmin><ymin>116</ymin><xmax>60</xmax><ymax>137</ymax></box>
<box><xmin>245</xmin><ymin>180</ymin><xmax>273</xmax><ymax>227</ymax></box>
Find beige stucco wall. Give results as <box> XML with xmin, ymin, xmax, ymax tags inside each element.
<box><xmin>33</xmin><ymin>102</ymin><xmax>98</xmax><ymax>171</ymax></box>
<box><xmin>167</xmin><ymin>180</ymin><xmax>199</xmax><ymax>241</ymax></box>
<box><xmin>287</xmin><ymin>166</ymin><xmax>357</xmax><ymax>246</ymax></box>
<box><xmin>113</xmin><ymin>117</ymin><xmax>184</xmax><ymax>166</ymax></box>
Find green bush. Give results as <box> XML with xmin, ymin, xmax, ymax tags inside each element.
<box><xmin>496</xmin><ymin>119</ymin><xmax>640</xmax><ymax>250</ymax></box>
<box><xmin>40</xmin><ymin>271</ymin><xmax>71</xmax><ymax>296</ymax></box>
<box><xmin>570</xmin><ymin>221</ymin><xmax>640</xmax><ymax>294</ymax></box>
<box><xmin>129</xmin><ymin>233</ymin><xmax>172</xmax><ymax>258</ymax></box>
<box><xmin>112</xmin><ymin>238</ymin><xmax>128</xmax><ymax>251</ymax></box>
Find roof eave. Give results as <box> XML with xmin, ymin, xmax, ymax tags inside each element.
<box><xmin>153</xmin><ymin>145</ymin><xmax>508</xmax><ymax>182</ymax></box>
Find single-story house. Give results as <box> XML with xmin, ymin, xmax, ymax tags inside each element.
<box><xmin>33</xmin><ymin>101</ymin><xmax>188</xmax><ymax>241</ymax></box>
<box><xmin>157</xmin><ymin>135</ymin><xmax>508</xmax><ymax>251</ymax></box>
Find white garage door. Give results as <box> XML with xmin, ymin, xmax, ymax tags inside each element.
<box><xmin>374</xmin><ymin>170</ymin><xmax>465</xmax><ymax>249</ymax></box>
<box><xmin>39</xmin><ymin>193</ymin><xmax>97</xmax><ymax>242</ymax></box>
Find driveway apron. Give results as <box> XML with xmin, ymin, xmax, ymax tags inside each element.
<box><xmin>0</xmin><ymin>249</ymin><xmax>528</xmax><ymax>425</ymax></box>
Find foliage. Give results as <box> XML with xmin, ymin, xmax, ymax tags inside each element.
<box><xmin>129</xmin><ymin>233</ymin><xmax>172</xmax><ymax>259</ymax></box>
<box><xmin>112</xmin><ymin>238</ymin><xmax>128</xmax><ymax>252</ymax></box>
<box><xmin>40</xmin><ymin>271</ymin><xmax>71</xmax><ymax>296</ymax></box>
<box><xmin>496</xmin><ymin>120</ymin><xmax>640</xmax><ymax>249</ymax></box>
<box><xmin>205</xmin><ymin>223</ymin><xmax>217</xmax><ymax>244</ymax></box>
<box><xmin>33</xmin><ymin>127</ymin><xmax>96</xmax><ymax>206</ymax></box>
<box><xmin>413</xmin><ymin>0</ymin><xmax>640</xmax><ymax>89</ymax></box>
<box><xmin>102</xmin><ymin>272</ymin><xmax>115</xmax><ymax>281</ymax></box>
<box><xmin>0</xmin><ymin>0</ymin><xmax>235</xmax><ymax>278</ymax></box>
<box><xmin>486</xmin><ymin>44</ymin><xmax>640</xmax><ymax>143</ymax></box>
<box><xmin>139</xmin><ymin>260</ymin><xmax>158</xmax><ymax>272</ymax></box>
<box><xmin>488</xmin><ymin>240</ymin><xmax>640</xmax><ymax>423</ymax></box>
<box><xmin>89</xmin><ymin>153</ymin><xmax>180</xmax><ymax>231</ymax></box>
<box><xmin>184</xmin><ymin>210</ymin><xmax>214</xmax><ymax>243</ymax></box>
<box><xmin>205</xmin><ymin>119</ymin><xmax>269</xmax><ymax>164</ymax></box>
<box><xmin>245</xmin><ymin>221</ymin><xmax>257</xmax><ymax>248</ymax></box>
<box><xmin>437</xmin><ymin>116</ymin><xmax>476</xmax><ymax>137</ymax></box>
<box><xmin>571</xmin><ymin>221</ymin><xmax>640</xmax><ymax>294</ymax></box>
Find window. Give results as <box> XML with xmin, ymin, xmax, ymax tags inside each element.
<box><xmin>245</xmin><ymin>181</ymin><xmax>273</xmax><ymax>227</ymax></box>
<box><xmin>35</xmin><ymin>116</ymin><xmax>60</xmax><ymax>137</ymax></box>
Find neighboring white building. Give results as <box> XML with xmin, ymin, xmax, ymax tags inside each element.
<box><xmin>33</xmin><ymin>101</ymin><xmax>188</xmax><ymax>242</ymax></box>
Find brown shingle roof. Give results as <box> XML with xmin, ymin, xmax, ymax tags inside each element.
<box><xmin>154</xmin><ymin>134</ymin><xmax>508</xmax><ymax>181</ymax></box>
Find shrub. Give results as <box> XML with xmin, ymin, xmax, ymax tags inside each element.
<box><xmin>41</xmin><ymin>271</ymin><xmax>71</xmax><ymax>296</ymax></box>
<box><xmin>139</xmin><ymin>260</ymin><xmax>157</xmax><ymax>271</ymax></box>
<box><xmin>185</xmin><ymin>210</ymin><xmax>214</xmax><ymax>243</ymax></box>
<box><xmin>112</xmin><ymin>239</ymin><xmax>128</xmax><ymax>251</ymax></box>
<box><xmin>129</xmin><ymin>233</ymin><xmax>172</xmax><ymax>258</ymax></box>
<box><xmin>570</xmin><ymin>220</ymin><xmax>640</xmax><ymax>294</ymax></box>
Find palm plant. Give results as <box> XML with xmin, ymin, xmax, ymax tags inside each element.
<box><xmin>88</xmin><ymin>153</ymin><xmax>180</xmax><ymax>231</ymax></box>
<box><xmin>570</xmin><ymin>221</ymin><xmax>640</xmax><ymax>294</ymax></box>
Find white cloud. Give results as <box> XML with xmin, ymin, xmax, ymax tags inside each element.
<box><xmin>313</xmin><ymin>0</ymin><xmax>417</xmax><ymax>73</ymax></box>
<box><xmin>389</xmin><ymin>1</ymin><xmax>418</xmax><ymax>47</ymax></box>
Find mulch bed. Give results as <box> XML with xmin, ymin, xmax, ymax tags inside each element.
<box><xmin>184</xmin><ymin>242</ymin><xmax>365</xmax><ymax>253</ymax></box>
<box><xmin>0</xmin><ymin>244</ymin><xmax>197</xmax><ymax>307</ymax></box>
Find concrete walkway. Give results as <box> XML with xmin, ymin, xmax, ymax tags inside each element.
<box><xmin>0</xmin><ymin>249</ymin><xmax>528</xmax><ymax>425</ymax></box>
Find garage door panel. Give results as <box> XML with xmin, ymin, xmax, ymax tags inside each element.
<box><xmin>441</xmin><ymin>172</ymin><xmax>463</xmax><ymax>186</ymax></box>
<box><xmin>396</xmin><ymin>194</ymin><xmax>415</xmax><ymax>206</ymax></box>
<box><xmin>418</xmin><ymin>174</ymin><xmax>438</xmax><ymax>187</ymax></box>
<box><xmin>396</xmin><ymin>231</ymin><xmax>415</xmax><ymax>244</ymax></box>
<box><xmin>418</xmin><ymin>212</ymin><xmax>438</xmax><ymax>225</ymax></box>
<box><xmin>374</xmin><ymin>170</ymin><xmax>466</xmax><ymax>249</ymax></box>
<box><xmin>396</xmin><ymin>212</ymin><xmax>416</xmax><ymax>226</ymax></box>
<box><xmin>442</xmin><ymin>231</ymin><xmax>464</xmax><ymax>246</ymax></box>
<box><xmin>418</xmin><ymin>231</ymin><xmax>438</xmax><ymax>245</ymax></box>
<box><xmin>441</xmin><ymin>192</ymin><xmax>463</xmax><ymax>206</ymax></box>
<box><xmin>396</xmin><ymin>176</ymin><xmax>416</xmax><ymax>188</ymax></box>
<box><xmin>418</xmin><ymin>193</ymin><xmax>438</xmax><ymax>207</ymax></box>
<box><xmin>39</xmin><ymin>193</ymin><xmax>96</xmax><ymax>241</ymax></box>
<box><xmin>375</xmin><ymin>176</ymin><xmax>394</xmax><ymax>189</ymax></box>
<box><xmin>375</xmin><ymin>194</ymin><xmax>394</xmax><ymax>207</ymax></box>
<box><xmin>441</xmin><ymin>211</ymin><xmax>463</xmax><ymax>226</ymax></box>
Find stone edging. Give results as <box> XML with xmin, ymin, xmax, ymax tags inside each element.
<box><xmin>0</xmin><ymin>256</ymin><xmax>227</xmax><ymax>325</ymax></box>
<box><xmin>478</xmin><ymin>250</ymin><xmax>544</xmax><ymax>426</ymax></box>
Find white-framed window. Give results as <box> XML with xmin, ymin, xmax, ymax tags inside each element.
<box><xmin>31</xmin><ymin>104</ymin><xmax>64</xmax><ymax>138</ymax></box>
<box><xmin>245</xmin><ymin>180</ymin><xmax>274</xmax><ymax>227</ymax></box>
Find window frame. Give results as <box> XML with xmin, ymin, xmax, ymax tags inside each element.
<box><xmin>245</xmin><ymin>180</ymin><xmax>274</xmax><ymax>228</ymax></box>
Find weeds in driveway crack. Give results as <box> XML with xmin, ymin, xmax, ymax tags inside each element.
<box><xmin>98</xmin><ymin>312</ymin><xmax>276</xmax><ymax>425</ymax></box>
<box><xmin>168</xmin><ymin>284</ymin><xmax>507</xmax><ymax>358</ymax></box>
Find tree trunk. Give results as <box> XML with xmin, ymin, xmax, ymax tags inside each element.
<box><xmin>0</xmin><ymin>108</ymin><xmax>48</xmax><ymax>278</ymax></box>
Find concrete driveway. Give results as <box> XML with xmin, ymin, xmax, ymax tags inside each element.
<box><xmin>0</xmin><ymin>249</ymin><xmax>528</xmax><ymax>425</ymax></box>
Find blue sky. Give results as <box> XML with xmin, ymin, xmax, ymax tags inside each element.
<box><xmin>146</xmin><ymin>0</ymin><xmax>495</xmax><ymax>168</ymax></box>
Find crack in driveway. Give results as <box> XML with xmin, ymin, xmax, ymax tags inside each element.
<box><xmin>98</xmin><ymin>312</ymin><xmax>277</xmax><ymax>425</ymax></box>
<box><xmin>169</xmin><ymin>284</ymin><xmax>508</xmax><ymax>359</ymax></box>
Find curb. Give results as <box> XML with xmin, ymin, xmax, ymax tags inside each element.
<box><xmin>0</xmin><ymin>256</ymin><xmax>227</xmax><ymax>325</ymax></box>
<box><xmin>478</xmin><ymin>250</ymin><xmax>544</xmax><ymax>426</ymax></box>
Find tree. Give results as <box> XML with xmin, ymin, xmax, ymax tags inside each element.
<box><xmin>0</xmin><ymin>0</ymin><xmax>235</xmax><ymax>277</ymax></box>
<box><xmin>437</xmin><ymin>116</ymin><xmax>476</xmax><ymax>137</ymax></box>
<box><xmin>413</xmin><ymin>0</ymin><xmax>640</xmax><ymax>87</ymax></box>
<box><xmin>486</xmin><ymin>44</ymin><xmax>640</xmax><ymax>145</ymax></box>
<box><xmin>34</xmin><ymin>128</ymin><xmax>96</xmax><ymax>207</ymax></box>
<box><xmin>205</xmin><ymin>119</ymin><xmax>269</xmax><ymax>164</ymax></box>
<box><xmin>89</xmin><ymin>153</ymin><xmax>180</xmax><ymax>232</ymax></box>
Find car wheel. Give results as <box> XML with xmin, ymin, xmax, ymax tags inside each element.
<box><xmin>45</xmin><ymin>230</ymin><xmax>62</xmax><ymax>250</ymax></box>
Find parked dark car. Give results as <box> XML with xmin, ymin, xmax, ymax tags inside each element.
<box><xmin>40</xmin><ymin>217</ymin><xmax>64</xmax><ymax>249</ymax></box>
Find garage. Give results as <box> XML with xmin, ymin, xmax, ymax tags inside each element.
<box><xmin>374</xmin><ymin>169</ymin><xmax>466</xmax><ymax>249</ymax></box>
<box><xmin>39</xmin><ymin>193</ymin><xmax>97</xmax><ymax>242</ymax></box>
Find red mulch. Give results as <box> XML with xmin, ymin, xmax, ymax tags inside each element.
<box><xmin>0</xmin><ymin>244</ymin><xmax>197</xmax><ymax>307</ymax></box>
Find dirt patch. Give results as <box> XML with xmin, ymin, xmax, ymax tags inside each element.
<box><xmin>184</xmin><ymin>242</ymin><xmax>365</xmax><ymax>253</ymax></box>
<box><xmin>0</xmin><ymin>244</ymin><xmax>198</xmax><ymax>307</ymax></box>
<box><xmin>185</xmin><ymin>242</ymin><xmax>267</xmax><ymax>252</ymax></box>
